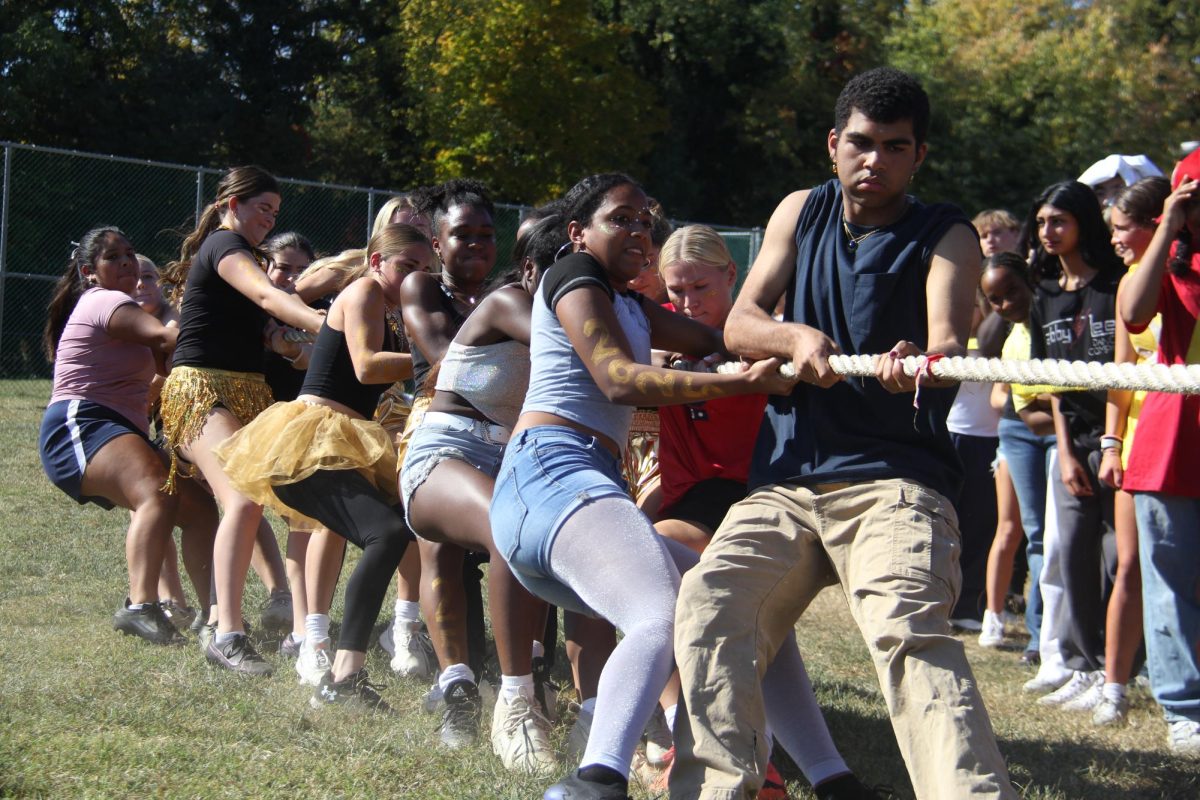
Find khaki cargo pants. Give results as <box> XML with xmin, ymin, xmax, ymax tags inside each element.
<box><xmin>671</xmin><ymin>479</ymin><xmax>1016</xmax><ymax>800</ymax></box>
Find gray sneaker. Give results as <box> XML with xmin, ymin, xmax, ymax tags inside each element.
<box><xmin>260</xmin><ymin>590</ymin><xmax>293</xmax><ymax>635</ymax></box>
<box><xmin>311</xmin><ymin>668</ymin><xmax>394</xmax><ymax>714</ymax></box>
<box><xmin>205</xmin><ymin>633</ymin><xmax>274</xmax><ymax>677</ymax></box>
<box><xmin>112</xmin><ymin>600</ymin><xmax>184</xmax><ymax>645</ymax></box>
<box><xmin>438</xmin><ymin>680</ymin><xmax>482</xmax><ymax>749</ymax></box>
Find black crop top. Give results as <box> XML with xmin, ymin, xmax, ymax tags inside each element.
<box><xmin>173</xmin><ymin>230</ymin><xmax>270</xmax><ymax>373</ymax></box>
<box><xmin>409</xmin><ymin>281</ymin><xmax>469</xmax><ymax>391</ymax></box>
<box><xmin>300</xmin><ymin>318</ymin><xmax>399</xmax><ymax>418</ymax></box>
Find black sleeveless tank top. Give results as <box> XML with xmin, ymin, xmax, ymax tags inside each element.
<box><xmin>300</xmin><ymin>317</ymin><xmax>400</xmax><ymax>418</ymax></box>
<box><xmin>410</xmin><ymin>281</ymin><xmax>469</xmax><ymax>391</ymax></box>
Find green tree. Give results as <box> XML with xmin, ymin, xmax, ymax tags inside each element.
<box><xmin>885</xmin><ymin>0</ymin><xmax>1198</xmax><ymax>215</ymax></box>
<box><xmin>397</xmin><ymin>0</ymin><xmax>665</xmax><ymax>203</ymax></box>
<box><xmin>1</xmin><ymin>1</ymin><xmax>352</xmax><ymax>175</ymax></box>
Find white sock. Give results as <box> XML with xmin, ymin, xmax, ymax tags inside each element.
<box><xmin>1103</xmin><ymin>682</ymin><xmax>1127</xmax><ymax>702</ymax></box>
<box><xmin>128</xmin><ymin>602</ymin><xmax>149</xmax><ymax>612</ymax></box>
<box><xmin>215</xmin><ymin>630</ymin><xmax>242</xmax><ymax>647</ymax></box>
<box><xmin>394</xmin><ymin>599</ymin><xmax>421</xmax><ymax>623</ymax></box>
<box><xmin>580</xmin><ymin>696</ymin><xmax>597</xmax><ymax>716</ymax></box>
<box><xmin>287</xmin><ymin>632</ymin><xmax>305</xmax><ymax>646</ymax></box>
<box><xmin>438</xmin><ymin>663</ymin><xmax>476</xmax><ymax>693</ymax></box>
<box><xmin>305</xmin><ymin>613</ymin><xmax>330</xmax><ymax>643</ymax></box>
<box><xmin>664</xmin><ymin>703</ymin><xmax>678</xmax><ymax>733</ymax></box>
<box><xmin>531</xmin><ymin>640</ymin><xmax>546</xmax><ymax>659</ymax></box>
<box><xmin>501</xmin><ymin>673</ymin><xmax>534</xmax><ymax>702</ymax></box>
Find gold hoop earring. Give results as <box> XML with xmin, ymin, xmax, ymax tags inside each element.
<box><xmin>831</xmin><ymin>162</ymin><xmax>838</xmax><ymax>175</ymax></box>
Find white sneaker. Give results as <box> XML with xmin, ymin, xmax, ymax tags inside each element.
<box><xmin>1168</xmin><ymin>719</ymin><xmax>1200</xmax><ymax>757</ymax></box>
<box><xmin>565</xmin><ymin>701</ymin><xmax>594</xmax><ymax>761</ymax></box>
<box><xmin>1092</xmin><ymin>693</ymin><xmax>1129</xmax><ymax>727</ymax></box>
<box><xmin>296</xmin><ymin>636</ymin><xmax>334</xmax><ymax>686</ymax></box>
<box><xmin>1023</xmin><ymin>668</ymin><xmax>1072</xmax><ymax>694</ymax></box>
<box><xmin>643</xmin><ymin>705</ymin><xmax>673</xmax><ymax>767</ymax></box>
<box><xmin>978</xmin><ymin>610</ymin><xmax>1007</xmax><ymax>649</ymax></box>
<box><xmin>1038</xmin><ymin>670</ymin><xmax>1101</xmax><ymax>706</ymax></box>
<box><xmin>1060</xmin><ymin>675</ymin><xmax>1105</xmax><ymax>712</ymax></box>
<box><xmin>491</xmin><ymin>686</ymin><xmax>557</xmax><ymax>773</ymax></box>
<box><xmin>382</xmin><ymin>620</ymin><xmax>437</xmax><ymax>679</ymax></box>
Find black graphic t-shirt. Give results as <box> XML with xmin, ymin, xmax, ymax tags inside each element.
<box><xmin>1028</xmin><ymin>272</ymin><xmax>1122</xmax><ymax>450</ymax></box>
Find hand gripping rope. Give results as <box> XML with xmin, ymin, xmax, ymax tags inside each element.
<box><xmin>715</xmin><ymin>354</ymin><xmax>1200</xmax><ymax>395</ymax></box>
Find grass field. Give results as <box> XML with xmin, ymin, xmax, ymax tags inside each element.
<box><xmin>1</xmin><ymin>378</ymin><xmax>1196</xmax><ymax>799</ymax></box>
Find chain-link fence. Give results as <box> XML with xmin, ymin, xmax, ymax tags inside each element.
<box><xmin>0</xmin><ymin>142</ymin><xmax>763</xmax><ymax>377</ymax></box>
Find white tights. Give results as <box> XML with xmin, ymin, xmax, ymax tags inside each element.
<box><xmin>549</xmin><ymin>496</ymin><xmax>688</xmax><ymax>776</ymax></box>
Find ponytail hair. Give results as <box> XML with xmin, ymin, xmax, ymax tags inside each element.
<box><xmin>163</xmin><ymin>165</ymin><xmax>279</xmax><ymax>302</ymax></box>
<box><xmin>44</xmin><ymin>226</ymin><xmax>126</xmax><ymax>361</ymax></box>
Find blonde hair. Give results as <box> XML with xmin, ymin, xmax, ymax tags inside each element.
<box><xmin>298</xmin><ymin>248</ymin><xmax>369</xmax><ymax>293</ymax></box>
<box><xmin>657</xmin><ymin>225</ymin><xmax>733</xmax><ymax>276</ymax></box>
<box><xmin>972</xmin><ymin>209</ymin><xmax>1020</xmax><ymax>233</ymax></box>
<box><xmin>367</xmin><ymin>223</ymin><xmax>431</xmax><ymax>264</ymax></box>
<box><xmin>373</xmin><ymin>194</ymin><xmax>422</xmax><ymax>237</ymax></box>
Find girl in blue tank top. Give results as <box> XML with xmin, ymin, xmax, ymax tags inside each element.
<box><xmin>489</xmin><ymin>174</ymin><xmax>796</xmax><ymax>800</ymax></box>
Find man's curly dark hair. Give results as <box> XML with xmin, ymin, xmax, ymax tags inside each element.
<box><xmin>834</xmin><ymin>67</ymin><xmax>931</xmax><ymax>145</ymax></box>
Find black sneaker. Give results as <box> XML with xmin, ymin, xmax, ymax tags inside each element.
<box><xmin>112</xmin><ymin>600</ymin><xmax>185</xmax><ymax>645</ymax></box>
<box><xmin>205</xmin><ymin>633</ymin><xmax>274</xmax><ymax>676</ymax></box>
<box><xmin>815</xmin><ymin>774</ymin><xmax>898</xmax><ymax>800</ymax></box>
<box><xmin>310</xmin><ymin>668</ymin><xmax>394</xmax><ymax>714</ymax></box>
<box><xmin>543</xmin><ymin>769</ymin><xmax>631</xmax><ymax>800</ymax></box>
<box><xmin>437</xmin><ymin>679</ymin><xmax>481</xmax><ymax>748</ymax></box>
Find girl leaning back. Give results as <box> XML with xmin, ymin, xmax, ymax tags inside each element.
<box><xmin>160</xmin><ymin>166</ymin><xmax>324</xmax><ymax>675</ymax></box>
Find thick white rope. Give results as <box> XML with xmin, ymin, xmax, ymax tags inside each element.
<box><xmin>714</xmin><ymin>354</ymin><xmax>1200</xmax><ymax>395</ymax></box>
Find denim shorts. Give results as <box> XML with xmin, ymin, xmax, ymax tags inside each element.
<box><xmin>399</xmin><ymin>411</ymin><xmax>508</xmax><ymax>530</ymax></box>
<box><xmin>490</xmin><ymin>425</ymin><xmax>631</xmax><ymax>614</ymax></box>
<box><xmin>39</xmin><ymin>399</ymin><xmax>151</xmax><ymax>510</ymax></box>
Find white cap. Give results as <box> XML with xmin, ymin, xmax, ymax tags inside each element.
<box><xmin>1077</xmin><ymin>154</ymin><xmax>1163</xmax><ymax>188</ymax></box>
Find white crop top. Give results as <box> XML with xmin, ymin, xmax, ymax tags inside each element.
<box><xmin>434</xmin><ymin>339</ymin><xmax>530</xmax><ymax>430</ymax></box>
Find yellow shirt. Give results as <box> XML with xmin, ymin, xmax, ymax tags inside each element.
<box><xmin>1001</xmin><ymin>322</ymin><xmax>1060</xmax><ymax>413</ymax></box>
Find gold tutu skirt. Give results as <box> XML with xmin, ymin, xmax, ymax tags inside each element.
<box><xmin>212</xmin><ymin>401</ymin><xmax>399</xmax><ymax>530</ymax></box>
<box><xmin>159</xmin><ymin>366</ymin><xmax>274</xmax><ymax>491</ymax></box>
<box><xmin>393</xmin><ymin>395</ymin><xmax>432</xmax><ymax>472</ymax></box>
<box><xmin>374</xmin><ymin>381</ymin><xmax>414</xmax><ymax>444</ymax></box>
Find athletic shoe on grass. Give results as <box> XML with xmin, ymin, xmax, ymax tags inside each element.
<box><xmin>310</xmin><ymin>668</ymin><xmax>393</xmax><ymax>714</ymax></box>
<box><xmin>492</xmin><ymin>685</ymin><xmax>556</xmax><ymax>773</ymax></box>
<box><xmin>438</xmin><ymin>679</ymin><xmax>482</xmax><ymax>749</ymax></box>
<box><xmin>112</xmin><ymin>599</ymin><xmax>184</xmax><ymax>645</ymax></box>
<box><xmin>205</xmin><ymin>633</ymin><xmax>273</xmax><ymax>676</ymax></box>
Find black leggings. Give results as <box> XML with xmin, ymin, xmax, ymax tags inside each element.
<box><xmin>274</xmin><ymin>469</ymin><xmax>412</xmax><ymax>652</ymax></box>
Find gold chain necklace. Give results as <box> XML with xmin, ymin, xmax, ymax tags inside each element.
<box><xmin>842</xmin><ymin>217</ymin><xmax>882</xmax><ymax>252</ymax></box>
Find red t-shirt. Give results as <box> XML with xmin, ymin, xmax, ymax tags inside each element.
<box><xmin>658</xmin><ymin>390</ymin><xmax>767</xmax><ymax>513</ymax></box>
<box><xmin>1124</xmin><ymin>245</ymin><xmax>1200</xmax><ymax>497</ymax></box>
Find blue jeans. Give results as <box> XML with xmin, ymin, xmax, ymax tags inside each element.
<box><xmin>1134</xmin><ymin>493</ymin><xmax>1200</xmax><ymax>723</ymax></box>
<box><xmin>490</xmin><ymin>426</ymin><xmax>631</xmax><ymax>614</ymax></box>
<box><xmin>997</xmin><ymin>416</ymin><xmax>1055</xmax><ymax>652</ymax></box>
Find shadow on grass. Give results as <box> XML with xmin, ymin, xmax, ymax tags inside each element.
<box><xmin>776</xmin><ymin>679</ymin><xmax>1200</xmax><ymax>800</ymax></box>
